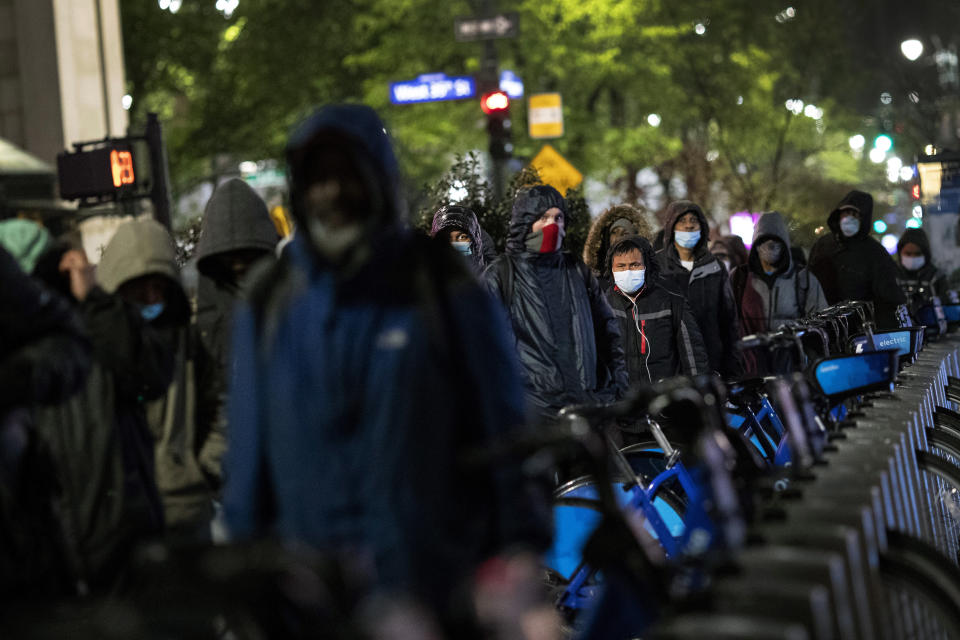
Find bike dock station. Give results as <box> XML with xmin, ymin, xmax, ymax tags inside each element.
<box><xmin>547</xmin><ymin>303</ymin><xmax>960</xmax><ymax>640</ymax></box>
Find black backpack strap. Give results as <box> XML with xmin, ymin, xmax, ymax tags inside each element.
<box><xmin>795</xmin><ymin>267</ymin><xmax>810</xmax><ymax>317</ymax></box>
<box><xmin>730</xmin><ymin>265</ymin><xmax>748</xmax><ymax>310</ymax></box>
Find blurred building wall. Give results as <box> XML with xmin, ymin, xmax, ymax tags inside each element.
<box><xmin>0</xmin><ymin>0</ymin><xmax>127</xmax><ymax>165</ymax></box>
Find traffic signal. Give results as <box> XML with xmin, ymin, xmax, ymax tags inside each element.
<box><xmin>481</xmin><ymin>90</ymin><xmax>512</xmax><ymax>160</ymax></box>
<box><xmin>481</xmin><ymin>90</ymin><xmax>510</xmax><ymax>115</ymax></box>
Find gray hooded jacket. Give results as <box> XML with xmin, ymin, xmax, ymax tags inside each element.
<box><xmin>730</xmin><ymin>212</ymin><xmax>828</xmax><ymax>335</ymax></box>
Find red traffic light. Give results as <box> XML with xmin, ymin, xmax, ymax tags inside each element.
<box><xmin>481</xmin><ymin>90</ymin><xmax>510</xmax><ymax>114</ymax></box>
<box><xmin>912</xmin><ymin>184</ymin><xmax>921</xmax><ymax>199</ymax></box>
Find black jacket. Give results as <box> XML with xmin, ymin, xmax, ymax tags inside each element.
<box><xmin>31</xmin><ymin>275</ymin><xmax>169</xmax><ymax>589</ymax></box>
<box><xmin>808</xmin><ymin>190</ymin><xmax>906</xmax><ymax>328</ymax></box>
<box><xmin>895</xmin><ymin>228</ymin><xmax>949</xmax><ymax>310</ymax></box>
<box><xmin>655</xmin><ymin>201</ymin><xmax>742</xmax><ymax>378</ymax></box>
<box><xmin>484</xmin><ymin>186</ymin><xmax>629</xmax><ymax>417</ymax></box>
<box><xmin>605</xmin><ymin>282</ymin><xmax>708</xmax><ymax>385</ymax></box>
<box><xmin>0</xmin><ymin>247</ymin><xmax>90</xmax><ymax>409</ymax></box>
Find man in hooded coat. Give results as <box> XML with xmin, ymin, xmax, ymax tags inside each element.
<box><xmin>655</xmin><ymin>200</ymin><xmax>742</xmax><ymax>379</ymax></box>
<box><xmin>97</xmin><ymin>219</ymin><xmax>221</xmax><ymax>542</ymax></box>
<box><xmin>730</xmin><ymin>211</ymin><xmax>828</xmax><ymax>335</ymax></box>
<box><xmin>582</xmin><ymin>204</ymin><xmax>653</xmax><ymax>285</ymax></box>
<box><xmin>195</xmin><ymin>178</ymin><xmax>279</xmax><ymax>378</ymax></box>
<box><xmin>224</xmin><ymin>105</ymin><xmax>549</xmax><ymax>631</ymax></box>
<box><xmin>604</xmin><ymin>236</ymin><xmax>708</xmax><ymax>385</ymax></box>
<box><xmin>808</xmin><ymin>190</ymin><xmax>906</xmax><ymax>328</ymax></box>
<box><xmin>484</xmin><ymin>185</ymin><xmax>629</xmax><ymax>418</ymax></box>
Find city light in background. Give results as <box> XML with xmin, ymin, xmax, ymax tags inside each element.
<box><xmin>881</xmin><ymin>234</ymin><xmax>899</xmax><ymax>254</ymax></box>
<box><xmin>729</xmin><ymin>212</ymin><xmax>759</xmax><ymax>248</ymax></box>
<box><xmin>901</xmin><ymin>38</ymin><xmax>925</xmax><ymax>61</ymax></box>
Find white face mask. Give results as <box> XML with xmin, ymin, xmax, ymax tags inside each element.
<box><xmin>839</xmin><ymin>217</ymin><xmax>860</xmax><ymax>238</ymax></box>
<box><xmin>901</xmin><ymin>255</ymin><xmax>925</xmax><ymax>271</ymax></box>
<box><xmin>674</xmin><ymin>229</ymin><xmax>701</xmax><ymax>249</ymax></box>
<box><xmin>614</xmin><ymin>268</ymin><xmax>646</xmax><ymax>294</ymax></box>
<box><xmin>308</xmin><ymin>219</ymin><xmax>364</xmax><ymax>263</ymax></box>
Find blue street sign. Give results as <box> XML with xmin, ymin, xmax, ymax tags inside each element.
<box><xmin>390</xmin><ymin>73</ymin><xmax>476</xmax><ymax>105</ymax></box>
<box><xmin>499</xmin><ymin>70</ymin><xmax>524</xmax><ymax>99</ymax></box>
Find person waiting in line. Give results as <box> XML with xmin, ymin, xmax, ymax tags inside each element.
<box><xmin>709</xmin><ymin>235</ymin><xmax>749</xmax><ymax>273</ymax></box>
<box><xmin>656</xmin><ymin>201</ymin><xmax>742</xmax><ymax>380</ymax></box>
<box><xmin>895</xmin><ymin>227</ymin><xmax>949</xmax><ymax>310</ymax></box>
<box><xmin>582</xmin><ymin>204</ymin><xmax>653</xmax><ymax>287</ymax></box>
<box><xmin>808</xmin><ymin>190</ymin><xmax>905</xmax><ymax>328</ymax></box>
<box><xmin>485</xmin><ymin>185</ymin><xmax>629</xmax><ymax>419</ymax></box>
<box><xmin>225</xmin><ymin>105</ymin><xmax>552</xmax><ymax>635</ymax></box>
<box><xmin>729</xmin><ymin>212</ymin><xmax>828</xmax><ymax>375</ymax></box>
<box><xmin>430</xmin><ymin>204</ymin><xmax>487</xmax><ymax>273</ymax></box>
<box><xmin>604</xmin><ymin>236</ymin><xmax>708</xmax><ymax>386</ymax></box>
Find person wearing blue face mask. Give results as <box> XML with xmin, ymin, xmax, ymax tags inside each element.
<box><xmin>655</xmin><ymin>201</ymin><xmax>742</xmax><ymax>379</ymax></box>
<box><xmin>808</xmin><ymin>190</ymin><xmax>906</xmax><ymax>328</ymax></box>
<box><xmin>605</xmin><ymin>236</ymin><xmax>707</xmax><ymax>386</ymax></box>
<box><xmin>430</xmin><ymin>204</ymin><xmax>487</xmax><ymax>273</ymax></box>
<box><xmin>97</xmin><ymin>218</ymin><xmax>222</xmax><ymax>544</ymax></box>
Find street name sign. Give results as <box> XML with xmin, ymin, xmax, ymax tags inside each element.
<box><xmin>390</xmin><ymin>73</ymin><xmax>476</xmax><ymax>105</ymax></box>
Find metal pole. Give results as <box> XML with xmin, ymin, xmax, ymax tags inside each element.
<box><xmin>480</xmin><ymin>0</ymin><xmax>504</xmax><ymax>199</ymax></box>
<box><xmin>145</xmin><ymin>112</ymin><xmax>173</xmax><ymax>229</ymax></box>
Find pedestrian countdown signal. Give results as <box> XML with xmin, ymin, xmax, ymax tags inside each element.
<box><xmin>110</xmin><ymin>150</ymin><xmax>135</xmax><ymax>188</ymax></box>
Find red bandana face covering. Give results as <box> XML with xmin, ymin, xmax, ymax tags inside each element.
<box><xmin>540</xmin><ymin>223</ymin><xmax>561</xmax><ymax>252</ymax></box>
<box><xmin>526</xmin><ymin>223</ymin><xmax>564</xmax><ymax>253</ymax></box>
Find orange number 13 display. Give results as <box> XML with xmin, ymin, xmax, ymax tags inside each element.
<box><xmin>110</xmin><ymin>150</ymin><xmax>135</xmax><ymax>188</ymax></box>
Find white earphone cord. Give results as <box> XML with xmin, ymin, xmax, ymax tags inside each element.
<box><xmin>632</xmin><ymin>302</ymin><xmax>653</xmax><ymax>383</ymax></box>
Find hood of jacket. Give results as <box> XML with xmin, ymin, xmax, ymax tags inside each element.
<box><xmin>827</xmin><ymin>190</ymin><xmax>873</xmax><ymax>241</ymax></box>
<box><xmin>582</xmin><ymin>204</ymin><xmax>653</xmax><ymax>273</ymax></box>
<box><xmin>431</xmin><ymin>204</ymin><xmax>484</xmax><ymax>262</ymax></box>
<box><xmin>0</xmin><ymin>219</ymin><xmax>51</xmax><ymax>274</ymax></box>
<box><xmin>710</xmin><ymin>235</ymin><xmax>749</xmax><ymax>266</ymax></box>
<box><xmin>97</xmin><ymin>218</ymin><xmax>189</xmax><ymax>323</ymax></box>
<box><xmin>897</xmin><ymin>228</ymin><xmax>932</xmax><ymax>264</ymax></box>
<box><xmin>749</xmin><ymin>211</ymin><xmax>793</xmax><ymax>275</ymax></box>
<box><xmin>663</xmin><ymin>200</ymin><xmax>709</xmax><ymax>252</ymax></box>
<box><xmin>286</xmin><ymin>104</ymin><xmax>404</xmax><ymax>237</ymax></box>
<box><xmin>195</xmin><ymin>178</ymin><xmax>278</xmax><ymax>278</ymax></box>
<box><xmin>506</xmin><ymin>185</ymin><xmax>567</xmax><ymax>255</ymax></box>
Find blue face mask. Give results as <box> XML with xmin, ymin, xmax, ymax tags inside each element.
<box><xmin>839</xmin><ymin>217</ymin><xmax>860</xmax><ymax>238</ymax></box>
<box><xmin>139</xmin><ymin>302</ymin><xmax>165</xmax><ymax>322</ymax></box>
<box><xmin>614</xmin><ymin>269</ymin><xmax>646</xmax><ymax>294</ymax></box>
<box><xmin>674</xmin><ymin>229</ymin><xmax>701</xmax><ymax>249</ymax></box>
<box><xmin>452</xmin><ymin>241</ymin><xmax>472</xmax><ymax>256</ymax></box>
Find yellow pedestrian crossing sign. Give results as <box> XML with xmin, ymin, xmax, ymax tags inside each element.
<box><xmin>531</xmin><ymin>144</ymin><xmax>583</xmax><ymax>195</ymax></box>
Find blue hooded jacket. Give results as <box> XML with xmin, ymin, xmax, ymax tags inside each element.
<box><xmin>223</xmin><ymin>105</ymin><xmax>548</xmax><ymax>609</ymax></box>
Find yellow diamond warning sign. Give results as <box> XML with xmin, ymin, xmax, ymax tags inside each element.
<box><xmin>531</xmin><ymin>144</ymin><xmax>583</xmax><ymax>196</ymax></box>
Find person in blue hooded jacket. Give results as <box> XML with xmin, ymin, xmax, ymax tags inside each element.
<box><xmin>223</xmin><ymin>105</ymin><xmax>550</xmax><ymax>632</ymax></box>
